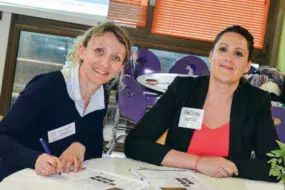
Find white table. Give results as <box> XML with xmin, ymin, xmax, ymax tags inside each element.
<box><xmin>137</xmin><ymin>73</ymin><xmax>194</xmax><ymax>93</ymax></box>
<box><xmin>0</xmin><ymin>158</ymin><xmax>283</xmax><ymax>190</ymax></box>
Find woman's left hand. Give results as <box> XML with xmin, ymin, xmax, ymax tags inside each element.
<box><xmin>59</xmin><ymin>142</ymin><xmax>86</xmax><ymax>173</ymax></box>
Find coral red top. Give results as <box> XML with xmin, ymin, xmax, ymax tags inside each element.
<box><xmin>187</xmin><ymin>123</ymin><xmax>230</xmax><ymax>157</ymax></box>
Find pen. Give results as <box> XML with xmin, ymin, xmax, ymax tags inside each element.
<box><xmin>70</xmin><ymin>166</ymin><xmax>87</xmax><ymax>172</ymax></box>
<box><xmin>137</xmin><ymin>167</ymin><xmax>188</xmax><ymax>172</ymax></box>
<box><xmin>39</xmin><ymin>138</ymin><xmax>51</xmax><ymax>155</ymax></box>
<box><xmin>39</xmin><ymin>138</ymin><xmax>61</xmax><ymax>175</ymax></box>
<box><xmin>129</xmin><ymin>169</ymin><xmax>149</xmax><ymax>183</ymax></box>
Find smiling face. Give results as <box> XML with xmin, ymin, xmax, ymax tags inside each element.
<box><xmin>209</xmin><ymin>32</ymin><xmax>251</xmax><ymax>84</ymax></box>
<box><xmin>78</xmin><ymin>32</ymin><xmax>126</xmax><ymax>86</ymax></box>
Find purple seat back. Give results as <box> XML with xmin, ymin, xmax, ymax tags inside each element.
<box><xmin>124</xmin><ymin>63</ymin><xmax>134</xmax><ymax>77</ymax></box>
<box><xmin>246</xmin><ymin>66</ymin><xmax>256</xmax><ymax>74</ymax></box>
<box><xmin>124</xmin><ymin>53</ymin><xmax>136</xmax><ymax>77</ymax></box>
<box><xmin>271</xmin><ymin>106</ymin><xmax>285</xmax><ymax>143</ymax></box>
<box><xmin>134</xmin><ymin>49</ymin><xmax>161</xmax><ymax>79</ymax></box>
<box><xmin>169</xmin><ymin>55</ymin><xmax>210</xmax><ymax>76</ymax></box>
<box><xmin>118</xmin><ymin>75</ymin><xmax>147</xmax><ymax>123</ymax></box>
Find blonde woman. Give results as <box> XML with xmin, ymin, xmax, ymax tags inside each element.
<box><xmin>0</xmin><ymin>22</ymin><xmax>131</xmax><ymax>180</ymax></box>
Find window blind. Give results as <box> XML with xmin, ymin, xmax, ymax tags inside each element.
<box><xmin>152</xmin><ymin>0</ymin><xmax>270</xmax><ymax>49</ymax></box>
<box><xmin>107</xmin><ymin>0</ymin><xmax>149</xmax><ymax>27</ymax></box>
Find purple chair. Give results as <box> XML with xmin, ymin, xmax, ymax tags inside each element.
<box><xmin>133</xmin><ymin>49</ymin><xmax>161</xmax><ymax>79</ymax></box>
<box><xmin>246</xmin><ymin>66</ymin><xmax>257</xmax><ymax>74</ymax></box>
<box><xmin>169</xmin><ymin>55</ymin><xmax>210</xmax><ymax>76</ymax></box>
<box><xmin>271</xmin><ymin>106</ymin><xmax>285</xmax><ymax>143</ymax></box>
<box><xmin>104</xmin><ymin>75</ymin><xmax>147</xmax><ymax>154</ymax></box>
<box><xmin>132</xmin><ymin>49</ymin><xmax>161</xmax><ymax>107</ymax></box>
<box><xmin>124</xmin><ymin>62</ymin><xmax>135</xmax><ymax>77</ymax></box>
<box><xmin>118</xmin><ymin>75</ymin><xmax>147</xmax><ymax>122</ymax></box>
<box><xmin>124</xmin><ymin>51</ymin><xmax>137</xmax><ymax>77</ymax></box>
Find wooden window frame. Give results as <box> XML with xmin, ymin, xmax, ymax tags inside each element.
<box><xmin>0</xmin><ymin>0</ymin><xmax>281</xmax><ymax>115</ymax></box>
<box><xmin>0</xmin><ymin>14</ymin><xmax>88</xmax><ymax>115</ymax></box>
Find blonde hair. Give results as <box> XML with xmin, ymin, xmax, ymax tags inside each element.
<box><xmin>67</xmin><ymin>22</ymin><xmax>131</xmax><ymax>89</ymax></box>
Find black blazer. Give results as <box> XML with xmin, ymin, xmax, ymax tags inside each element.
<box><xmin>125</xmin><ymin>76</ymin><xmax>279</xmax><ymax>182</ymax></box>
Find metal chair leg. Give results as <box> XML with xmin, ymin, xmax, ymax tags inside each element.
<box><xmin>104</xmin><ymin>106</ymin><xmax>120</xmax><ymax>155</ymax></box>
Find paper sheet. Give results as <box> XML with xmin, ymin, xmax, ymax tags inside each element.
<box><xmin>135</xmin><ymin>168</ymin><xmax>212</xmax><ymax>190</ymax></box>
<box><xmin>47</xmin><ymin>168</ymin><xmax>148</xmax><ymax>190</ymax></box>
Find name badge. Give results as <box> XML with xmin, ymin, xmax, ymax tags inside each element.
<box><xmin>48</xmin><ymin>122</ymin><xmax>76</xmax><ymax>143</ymax></box>
<box><xmin>178</xmin><ymin>107</ymin><xmax>204</xmax><ymax>130</ymax></box>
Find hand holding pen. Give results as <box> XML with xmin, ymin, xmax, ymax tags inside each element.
<box><xmin>35</xmin><ymin>138</ymin><xmax>62</xmax><ymax>176</ymax></box>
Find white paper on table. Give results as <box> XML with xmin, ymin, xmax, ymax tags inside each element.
<box><xmin>245</xmin><ymin>179</ymin><xmax>284</xmax><ymax>190</ymax></box>
<box><xmin>135</xmin><ymin>168</ymin><xmax>212</xmax><ymax>190</ymax></box>
<box><xmin>47</xmin><ymin>168</ymin><xmax>149</xmax><ymax>190</ymax></box>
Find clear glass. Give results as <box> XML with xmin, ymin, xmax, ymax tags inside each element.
<box><xmin>149</xmin><ymin>49</ymin><xmax>210</xmax><ymax>73</ymax></box>
<box><xmin>0</xmin><ymin>0</ymin><xmax>109</xmax><ymax>17</ymax></box>
<box><xmin>11</xmin><ymin>31</ymin><xmax>75</xmax><ymax>105</ymax></box>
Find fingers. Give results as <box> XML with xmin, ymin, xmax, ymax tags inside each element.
<box><xmin>77</xmin><ymin>155</ymin><xmax>84</xmax><ymax>172</ymax></box>
<box><xmin>212</xmin><ymin>169</ymin><xmax>224</xmax><ymax>178</ymax></box>
<box><xmin>60</xmin><ymin>153</ymin><xmax>84</xmax><ymax>173</ymax></box>
<box><xmin>78</xmin><ymin>162</ymin><xmax>83</xmax><ymax>171</ymax></box>
<box><xmin>40</xmin><ymin>169</ymin><xmax>50</xmax><ymax>176</ymax></box>
<box><xmin>59</xmin><ymin>142</ymin><xmax>85</xmax><ymax>173</ymax></box>
<box><xmin>35</xmin><ymin>153</ymin><xmax>60</xmax><ymax>176</ymax></box>
<box><xmin>36</xmin><ymin>164</ymin><xmax>55</xmax><ymax>176</ymax></box>
<box><xmin>62</xmin><ymin>157</ymin><xmax>82</xmax><ymax>173</ymax></box>
<box><xmin>64</xmin><ymin>160</ymin><xmax>72</xmax><ymax>173</ymax></box>
<box><xmin>224</xmin><ymin>161</ymin><xmax>238</xmax><ymax>176</ymax></box>
<box><xmin>53</xmin><ymin>156</ymin><xmax>63</xmax><ymax>174</ymax></box>
<box><xmin>46</xmin><ymin>157</ymin><xmax>57</xmax><ymax>169</ymax></box>
<box><xmin>216</xmin><ymin>158</ymin><xmax>238</xmax><ymax>177</ymax></box>
<box><xmin>221</xmin><ymin>164</ymin><xmax>234</xmax><ymax>176</ymax></box>
<box><xmin>232</xmin><ymin>163</ymin><xmax>239</xmax><ymax>176</ymax></box>
<box><xmin>73</xmin><ymin>158</ymin><xmax>80</xmax><ymax>173</ymax></box>
<box><xmin>60</xmin><ymin>156</ymin><xmax>67</xmax><ymax>172</ymax></box>
<box><xmin>218</xmin><ymin>167</ymin><xmax>231</xmax><ymax>177</ymax></box>
<box><xmin>44</xmin><ymin>162</ymin><xmax>57</xmax><ymax>175</ymax></box>
<box><xmin>196</xmin><ymin>156</ymin><xmax>239</xmax><ymax>179</ymax></box>
<box><xmin>37</xmin><ymin>167</ymin><xmax>51</xmax><ymax>177</ymax></box>
<box><xmin>60</xmin><ymin>156</ymin><xmax>71</xmax><ymax>173</ymax></box>
<box><xmin>219</xmin><ymin>162</ymin><xmax>239</xmax><ymax>177</ymax></box>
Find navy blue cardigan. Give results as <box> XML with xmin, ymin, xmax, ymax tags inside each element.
<box><xmin>0</xmin><ymin>71</ymin><xmax>109</xmax><ymax>180</ymax></box>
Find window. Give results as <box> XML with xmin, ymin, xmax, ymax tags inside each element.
<box><xmin>152</xmin><ymin>0</ymin><xmax>271</xmax><ymax>49</ymax></box>
<box><xmin>0</xmin><ymin>0</ymin><xmax>109</xmax><ymax>17</ymax></box>
<box><xmin>149</xmin><ymin>49</ymin><xmax>187</xmax><ymax>72</ymax></box>
<box><xmin>149</xmin><ymin>49</ymin><xmax>210</xmax><ymax>73</ymax></box>
<box><xmin>107</xmin><ymin>0</ymin><xmax>149</xmax><ymax>27</ymax></box>
<box><xmin>11</xmin><ymin>31</ymin><xmax>74</xmax><ymax>105</ymax></box>
<box><xmin>0</xmin><ymin>0</ymin><xmax>281</xmax><ymax>115</ymax></box>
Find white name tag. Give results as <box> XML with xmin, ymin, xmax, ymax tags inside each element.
<box><xmin>48</xmin><ymin>122</ymin><xmax>76</xmax><ymax>143</ymax></box>
<box><xmin>178</xmin><ymin>107</ymin><xmax>204</xmax><ymax>130</ymax></box>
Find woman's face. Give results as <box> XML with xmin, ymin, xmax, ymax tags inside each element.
<box><xmin>78</xmin><ymin>32</ymin><xmax>126</xmax><ymax>86</ymax></box>
<box><xmin>209</xmin><ymin>32</ymin><xmax>251</xmax><ymax>84</ymax></box>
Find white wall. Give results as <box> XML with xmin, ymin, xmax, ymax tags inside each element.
<box><xmin>0</xmin><ymin>12</ymin><xmax>11</xmax><ymax>94</ymax></box>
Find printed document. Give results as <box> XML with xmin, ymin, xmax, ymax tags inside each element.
<box><xmin>134</xmin><ymin>167</ymin><xmax>212</xmax><ymax>190</ymax></box>
<box><xmin>52</xmin><ymin>168</ymin><xmax>148</xmax><ymax>190</ymax></box>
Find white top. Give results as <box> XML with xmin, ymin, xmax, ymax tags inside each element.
<box><xmin>61</xmin><ymin>64</ymin><xmax>105</xmax><ymax>117</ymax></box>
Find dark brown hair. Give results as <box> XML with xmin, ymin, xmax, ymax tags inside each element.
<box><xmin>213</xmin><ymin>25</ymin><xmax>254</xmax><ymax>61</ymax></box>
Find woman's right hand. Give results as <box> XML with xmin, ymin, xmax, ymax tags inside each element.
<box><xmin>35</xmin><ymin>153</ymin><xmax>62</xmax><ymax>176</ymax></box>
<box><xmin>196</xmin><ymin>156</ymin><xmax>238</xmax><ymax>178</ymax></box>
